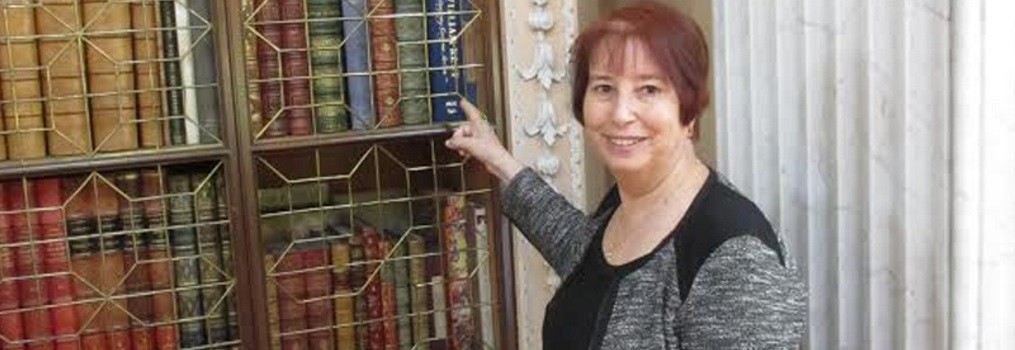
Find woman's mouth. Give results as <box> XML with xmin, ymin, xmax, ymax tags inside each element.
<box><xmin>605</xmin><ymin>135</ymin><xmax>648</xmax><ymax>147</ymax></box>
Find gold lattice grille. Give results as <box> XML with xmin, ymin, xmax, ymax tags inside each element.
<box><xmin>257</xmin><ymin>136</ymin><xmax>502</xmax><ymax>350</ymax></box>
<box><xmin>0</xmin><ymin>161</ymin><xmax>239</xmax><ymax>350</ymax></box>
<box><xmin>0</xmin><ymin>0</ymin><xmax>222</xmax><ymax>162</ymax></box>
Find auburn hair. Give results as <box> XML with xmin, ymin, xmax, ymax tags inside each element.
<box><xmin>571</xmin><ymin>1</ymin><xmax>710</xmax><ymax>134</ymax></box>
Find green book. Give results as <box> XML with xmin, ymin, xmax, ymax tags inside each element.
<box><xmin>307</xmin><ymin>0</ymin><xmax>349</xmax><ymax>133</ymax></box>
<box><xmin>395</xmin><ymin>0</ymin><xmax>431</xmax><ymax>124</ymax></box>
<box><xmin>193</xmin><ymin>172</ymin><xmax>228</xmax><ymax>344</ymax></box>
<box><xmin>167</xmin><ymin>171</ymin><xmax>205</xmax><ymax>347</ymax></box>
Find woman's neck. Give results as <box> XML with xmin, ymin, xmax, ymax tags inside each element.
<box><xmin>614</xmin><ymin>148</ymin><xmax>707</xmax><ymax>210</ymax></box>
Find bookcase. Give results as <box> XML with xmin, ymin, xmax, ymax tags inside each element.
<box><xmin>0</xmin><ymin>0</ymin><xmax>512</xmax><ymax>349</ymax></box>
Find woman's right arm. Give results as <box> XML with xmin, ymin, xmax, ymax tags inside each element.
<box><xmin>446</xmin><ymin>100</ymin><xmax>595</xmax><ymax>277</ymax></box>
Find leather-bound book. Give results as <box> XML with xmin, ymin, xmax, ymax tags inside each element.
<box><xmin>64</xmin><ymin>179</ymin><xmax>105</xmax><ymax>350</ymax></box>
<box><xmin>303</xmin><ymin>241</ymin><xmax>333</xmax><ymax>350</ymax></box>
<box><xmin>0</xmin><ymin>3</ymin><xmax>46</xmax><ymax>160</ymax></box>
<box><xmin>340</xmin><ymin>0</ymin><xmax>375</xmax><ymax>130</ymax></box>
<box><xmin>140</xmin><ymin>170</ymin><xmax>178</xmax><ymax>350</ymax></box>
<box><xmin>276</xmin><ymin>248</ymin><xmax>307</xmax><ymax>350</ymax></box>
<box><xmin>441</xmin><ymin>195</ymin><xmax>474</xmax><ymax>350</ymax></box>
<box><xmin>0</xmin><ymin>183</ymin><xmax>25</xmax><ymax>349</ymax></box>
<box><xmin>368</xmin><ymin>0</ymin><xmax>402</xmax><ymax>128</ymax></box>
<box><xmin>8</xmin><ymin>183</ymin><xmax>53</xmax><ymax>350</ymax></box>
<box><xmin>131</xmin><ymin>0</ymin><xmax>165</xmax><ymax>149</ymax></box>
<box><xmin>83</xmin><ymin>0</ymin><xmax>138</xmax><ymax>152</ymax></box>
<box><xmin>193</xmin><ymin>173</ymin><xmax>228</xmax><ymax>344</ymax></box>
<box><xmin>395</xmin><ymin>0</ymin><xmax>430</xmax><ymax>125</ymax></box>
<box><xmin>426</xmin><ymin>0</ymin><xmax>465</xmax><ymax>122</ymax></box>
<box><xmin>307</xmin><ymin>0</ymin><xmax>349</xmax><ymax>133</ymax></box>
<box><xmin>36</xmin><ymin>0</ymin><xmax>90</xmax><ymax>155</ymax></box>
<box><xmin>95</xmin><ymin>182</ymin><xmax>130</xmax><ymax>350</ymax></box>
<box><xmin>407</xmin><ymin>233</ymin><xmax>429</xmax><ymax>350</ymax></box>
<box><xmin>166</xmin><ymin>172</ymin><xmax>205</xmax><ymax>347</ymax></box>
<box><xmin>115</xmin><ymin>172</ymin><xmax>154</xmax><ymax>350</ymax></box>
<box><xmin>253</xmin><ymin>0</ymin><xmax>287</xmax><ymax>138</ymax></box>
<box><xmin>32</xmin><ymin>179</ymin><xmax>78</xmax><ymax>350</ymax></box>
<box><xmin>278</xmin><ymin>0</ymin><xmax>313</xmax><ymax>136</ymax></box>
<box><xmin>330</xmin><ymin>238</ymin><xmax>355</xmax><ymax>350</ymax></box>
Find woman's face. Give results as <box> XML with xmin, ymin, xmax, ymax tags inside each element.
<box><xmin>583</xmin><ymin>39</ymin><xmax>694</xmax><ymax>178</ymax></box>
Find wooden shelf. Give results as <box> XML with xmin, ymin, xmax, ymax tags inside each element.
<box><xmin>0</xmin><ymin>145</ymin><xmax>230</xmax><ymax>180</ymax></box>
<box><xmin>251</xmin><ymin>122</ymin><xmax>468</xmax><ymax>153</ymax></box>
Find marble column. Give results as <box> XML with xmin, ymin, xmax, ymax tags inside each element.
<box><xmin>713</xmin><ymin>0</ymin><xmax>950</xmax><ymax>348</ymax></box>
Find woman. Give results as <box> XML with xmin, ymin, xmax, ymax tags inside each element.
<box><xmin>446</xmin><ymin>1</ymin><xmax>806</xmax><ymax>348</ymax></box>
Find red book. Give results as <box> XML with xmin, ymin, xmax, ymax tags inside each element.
<box><xmin>8</xmin><ymin>182</ymin><xmax>54</xmax><ymax>350</ymax></box>
<box><xmin>140</xmin><ymin>170</ymin><xmax>177</xmax><ymax>350</ymax></box>
<box><xmin>0</xmin><ymin>183</ymin><xmax>26</xmax><ymax>350</ymax></box>
<box><xmin>32</xmin><ymin>179</ymin><xmax>79</xmax><ymax>350</ymax></box>
<box><xmin>278</xmin><ymin>0</ymin><xmax>312</xmax><ymax>136</ymax></box>
<box><xmin>361</xmin><ymin>229</ymin><xmax>383</xmax><ymax>350</ymax></box>
<box><xmin>253</xmin><ymin>0</ymin><xmax>287</xmax><ymax>137</ymax></box>
<box><xmin>277</xmin><ymin>249</ymin><xmax>307</xmax><ymax>350</ymax></box>
<box><xmin>303</xmin><ymin>243</ymin><xmax>332</xmax><ymax>350</ymax></box>
<box><xmin>441</xmin><ymin>196</ymin><xmax>475</xmax><ymax>350</ymax></box>
<box><xmin>116</xmin><ymin>172</ymin><xmax>153</xmax><ymax>350</ymax></box>
<box><xmin>94</xmin><ymin>183</ymin><xmax>130</xmax><ymax>350</ymax></box>
<box><xmin>368</xmin><ymin>0</ymin><xmax>402</xmax><ymax>128</ymax></box>
<box><xmin>378</xmin><ymin>239</ymin><xmax>398</xmax><ymax>349</ymax></box>
<box><xmin>63</xmin><ymin>179</ymin><xmax>105</xmax><ymax>350</ymax></box>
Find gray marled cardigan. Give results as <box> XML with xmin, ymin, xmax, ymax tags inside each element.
<box><xmin>501</xmin><ymin>168</ymin><xmax>806</xmax><ymax>349</ymax></box>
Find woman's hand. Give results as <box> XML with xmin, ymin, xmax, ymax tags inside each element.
<box><xmin>445</xmin><ymin>99</ymin><xmax>524</xmax><ymax>182</ymax></box>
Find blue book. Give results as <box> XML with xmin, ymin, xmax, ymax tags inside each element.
<box><xmin>342</xmin><ymin>0</ymin><xmax>376</xmax><ymax>129</ymax></box>
<box><xmin>427</xmin><ymin>0</ymin><xmax>465</xmax><ymax>122</ymax></box>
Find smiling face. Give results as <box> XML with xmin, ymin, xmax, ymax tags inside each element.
<box><xmin>583</xmin><ymin>39</ymin><xmax>696</xmax><ymax>179</ymax></box>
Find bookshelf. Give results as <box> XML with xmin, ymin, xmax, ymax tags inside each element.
<box><xmin>0</xmin><ymin>0</ymin><xmax>513</xmax><ymax>350</ymax></box>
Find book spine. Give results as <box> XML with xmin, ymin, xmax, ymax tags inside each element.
<box><xmin>307</xmin><ymin>0</ymin><xmax>348</xmax><ymax>134</ymax></box>
<box><xmin>193</xmin><ymin>173</ymin><xmax>227</xmax><ymax>344</ymax></box>
<box><xmin>175</xmin><ymin>0</ymin><xmax>200</xmax><ymax>145</ymax></box>
<box><xmin>362</xmin><ymin>229</ymin><xmax>383</xmax><ymax>350</ymax></box>
<box><xmin>278</xmin><ymin>0</ymin><xmax>313</xmax><ymax>136</ymax></box>
<box><xmin>158</xmin><ymin>0</ymin><xmax>185</xmax><ymax>145</ymax></box>
<box><xmin>429</xmin><ymin>275</ymin><xmax>446</xmax><ymax>341</ymax></box>
<box><xmin>407</xmin><ymin>233</ymin><xmax>429</xmax><ymax>350</ymax></box>
<box><xmin>303</xmin><ymin>243</ymin><xmax>333</xmax><ymax>350</ymax></box>
<box><xmin>368</xmin><ymin>0</ymin><xmax>402</xmax><ymax>128</ymax></box>
<box><xmin>0</xmin><ymin>4</ymin><xmax>47</xmax><ymax>160</ymax></box>
<box><xmin>458</xmin><ymin>0</ymin><xmax>480</xmax><ymax>105</ymax></box>
<box><xmin>83</xmin><ymin>0</ymin><xmax>139</xmax><ymax>152</ymax></box>
<box><xmin>340</xmin><ymin>0</ymin><xmax>375</xmax><ymax>130</ymax></box>
<box><xmin>132</xmin><ymin>0</ymin><xmax>165</xmax><ymax>149</ymax></box>
<box><xmin>166</xmin><ymin>172</ymin><xmax>205</xmax><ymax>347</ymax></box>
<box><xmin>264</xmin><ymin>253</ymin><xmax>281</xmax><ymax>350</ymax></box>
<box><xmin>390</xmin><ymin>235</ymin><xmax>412</xmax><ymax>350</ymax></box>
<box><xmin>64</xmin><ymin>180</ymin><xmax>106</xmax><ymax>350</ymax></box>
<box><xmin>441</xmin><ymin>195</ymin><xmax>474</xmax><ymax>350</ymax></box>
<box><xmin>141</xmin><ymin>170</ymin><xmax>179</xmax><ymax>350</ymax></box>
<box><xmin>378</xmin><ymin>239</ymin><xmax>399</xmax><ymax>349</ymax></box>
<box><xmin>395</xmin><ymin>0</ymin><xmax>431</xmax><ymax>125</ymax></box>
<box><xmin>212</xmin><ymin>175</ymin><xmax>238</xmax><ymax>341</ymax></box>
<box><xmin>468</xmin><ymin>202</ymin><xmax>494</xmax><ymax>347</ymax></box>
<box><xmin>426</xmin><ymin>0</ymin><xmax>464</xmax><ymax>122</ymax></box>
<box><xmin>330</xmin><ymin>239</ymin><xmax>355</xmax><ymax>350</ymax></box>
<box><xmin>32</xmin><ymin>179</ymin><xmax>78</xmax><ymax>350</ymax></box>
<box><xmin>0</xmin><ymin>184</ymin><xmax>24</xmax><ymax>349</ymax></box>
<box><xmin>253</xmin><ymin>0</ymin><xmax>288</xmax><ymax>138</ymax></box>
<box><xmin>189</xmin><ymin>0</ymin><xmax>220</xmax><ymax>144</ymax></box>
<box><xmin>36</xmin><ymin>1</ymin><xmax>90</xmax><ymax>155</ymax></box>
<box><xmin>276</xmin><ymin>249</ymin><xmax>307</xmax><ymax>350</ymax></box>
<box><xmin>114</xmin><ymin>172</ymin><xmax>154</xmax><ymax>350</ymax></box>
<box><xmin>347</xmin><ymin>232</ymin><xmax>369</xmax><ymax>349</ymax></box>
<box><xmin>243</xmin><ymin>0</ymin><xmax>263</xmax><ymax>136</ymax></box>
<box><xmin>95</xmin><ymin>183</ymin><xmax>130</xmax><ymax>350</ymax></box>
<box><xmin>8</xmin><ymin>183</ymin><xmax>54</xmax><ymax>350</ymax></box>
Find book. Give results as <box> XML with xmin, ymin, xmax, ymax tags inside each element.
<box><xmin>253</xmin><ymin>0</ymin><xmax>287</xmax><ymax>138</ymax></box>
<box><xmin>159</xmin><ymin>0</ymin><xmax>186</xmax><ymax>145</ymax></box>
<box><xmin>468</xmin><ymin>202</ymin><xmax>495</xmax><ymax>348</ymax></box>
<box><xmin>441</xmin><ymin>195</ymin><xmax>474</xmax><ymax>350</ymax></box>
<box><xmin>307</xmin><ymin>0</ymin><xmax>349</xmax><ymax>133</ymax></box>
<box><xmin>166</xmin><ymin>172</ymin><xmax>205</xmax><ymax>347</ymax></box>
<box><xmin>95</xmin><ymin>181</ymin><xmax>130</xmax><ymax>350</ymax></box>
<box><xmin>458</xmin><ymin>0</ymin><xmax>481</xmax><ymax>105</ymax></box>
<box><xmin>211</xmin><ymin>173</ymin><xmax>238</xmax><ymax>340</ymax></box>
<box><xmin>132</xmin><ymin>0</ymin><xmax>165</xmax><ymax>149</ymax></box>
<box><xmin>264</xmin><ymin>253</ymin><xmax>282</xmax><ymax>350</ymax></box>
<box><xmin>114</xmin><ymin>172</ymin><xmax>155</xmax><ymax>350</ymax></box>
<box><xmin>406</xmin><ymin>233</ymin><xmax>429</xmax><ymax>350</ymax></box>
<box><xmin>368</xmin><ymin>0</ymin><xmax>402</xmax><ymax>128</ymax></box>
<box><xmin>193</xmin><ymin>173</ymin><xmax>228</xmax><ymax>344</ymax></box>
<box><xmin>0</xmin><ymin>184</ymin><xmax>25</xmax><ymax>349</ymax></box>
<box><xmin>37</xmin><ymin>0</ymin><xmax>90</xmax><ymax>155</ymax></box>
<box><xmin>175</xmin><ymin>0</ymin><xmax>200</xmax><ymax>145</ymax></box>
<box><xmin>189</xmin><ymin>0</ymin><xmax>221</xmax><ymax>144</ymax></box>
<box><xmin>141</xmin><ymin>170</ymin><xmax>179</xmax><ymax>350</ymax></box>
<box><xmin>378</xmin><ymin>238</ymin><xmax>399</xmax><ymax>349</ymax></box>
<box><xmin>83</xmin><ymin>0</ymin><xmax>139</xmax><ymax>152</ymax></box>
<box><xmin>347</xmin><ymin>229</ymin><xmax>369</xmax><ymax>350</ymax></box>
<box><xmin>278</xmin><ymin>0</ymin><xmax>313</xmax><ymax>136</ymax></box>
<box><xmin>32</xmin><ymin>179</ymin><xmax>78</xmax><ymax>350</ymax></box>
<box><xmin>244</xmin><ymin>12</ymin><xmax>264</xmax><ymax>137</ymax></box>
<box><xmin>0</xmin><ymin>4</ymin><xmax>47</xmax><ymax>160</ymax></box>
<box><xmin>64</xmin><ymin>179</ymin><xmax>106</xmax><ymax>350</ymax></box>
<box><xmin>389</xmin><ymin>232</ymin><xmax>412</xmax><ymax>350</ymax></box>
<box><xmin>340</xmin><ymin>0</ymin><xmax>375</xmax><ymax>130</ymax></box>
<box><xmin>426</xmin><ymin>0</ymin><xmax>465</xmax><ymax>122</ymax></box>
<box><xmin>8</xmin><ymin>182</ymin><xmax>54</xmax><ymax>350</ymax></box>
<box><xmin>395</xmin><ymin>0</ymin><xmax>431</xmax><ymax>125</ymax></box>
<box><xmin>276</xmin><ymin>248</ymin><xmax>307</xmax><ymax>350</ymax></box>
<box><xmin>303</xmin><ymin>241</ymin><xmax>333</xmax><ymax>350</ymax></box>
<box><xmin>330</xmin><ymin>238</ymin><xmax>355</xmax><ymax>350</ymax></box>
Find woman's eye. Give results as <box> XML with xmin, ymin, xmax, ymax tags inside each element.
<box><xmin>641</xmin><ymin>85</ymin><xmax>660</xmax><ymax>95</ymax></box>
<box><xmin>592</xmin><ymin>84</ymin><xmax>613</xmax><ymax>93</ymax></box>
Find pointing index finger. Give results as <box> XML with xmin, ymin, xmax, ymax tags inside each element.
<box><xmin>459</xmin><ymin>98</ymin><xmax>485</xmax><ymax>125</ymax></box>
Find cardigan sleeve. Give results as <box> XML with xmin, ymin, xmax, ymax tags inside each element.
<box><xmin>499</xmin><ymin>168</ymin><xmax>598</xmax><ymax>278</ymax></box>
<box><xmin>677</xmin><ymin>235</ymin><xmax>807</xmax><ymax>349</ymax></box>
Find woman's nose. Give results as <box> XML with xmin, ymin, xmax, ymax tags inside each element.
<box><xmin>611</xmin><ymin>92</ymin><xmax>638</xmax><ymax>125</ymax></box>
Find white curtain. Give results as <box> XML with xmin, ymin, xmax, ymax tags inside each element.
<box><xmin>712</xmin><ymin>0</ymin><xmax>960</xmax><ymax>348</ymax></box>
